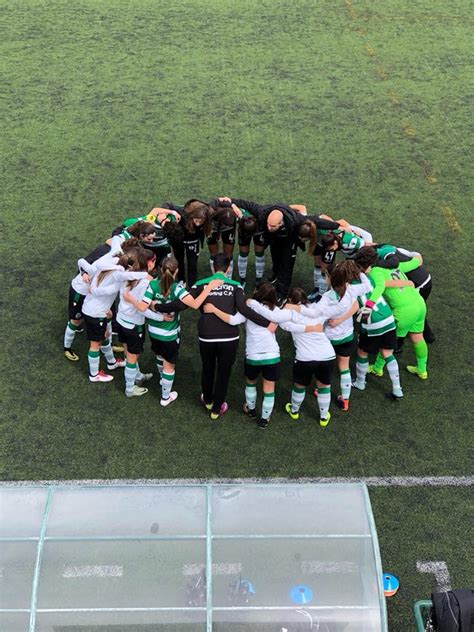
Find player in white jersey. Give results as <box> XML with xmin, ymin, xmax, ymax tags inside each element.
<box><xmin>115</xmin><ymin>250</ymin><xmax>157</xmax><ymax>398</ymax></box>
<box><xmin>63</xmin><ymin>236</ymin><xmax>141</xmax><ymax>362</ymax></box>
<box><xmin>280</xmin><ymin>288</ymin><xmax>339</xmax><ymax>427</ymax></box>
<box><xmin>78</xmin><ymin>250</ymin><xmax>150</xmax><ymax>383</ymax></box>
<box><xmin>291</xmin><ymin>261</ymin><xmax>372</xmax><ymax>412</ymax></box>
<box><xmin>202</xmin><ymin>282</ymin><xmax>297</xmax><ymax>429</ymax></box>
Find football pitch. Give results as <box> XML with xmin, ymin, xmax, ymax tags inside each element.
<box><xmin>0</xmin><ymin>0</ymin><xmax>472</xmax><ymax>629</ymax></box>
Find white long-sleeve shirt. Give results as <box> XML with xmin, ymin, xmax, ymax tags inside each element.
<box><xmin>228</xmin><ymin>300</ymin><xmax>297</xmax><ymax>364</ymax></box>
<box><xmin>279</xmin><ymin>312</ymin><xmax>336</xmax><ymax>362</ymax></box>
<box><xmin>82</xmin><ymin>269</ymin><xmax>148</xmax><ymax>318</ymax></box>
<box><xmin>71</xmin><ymin>270</ymin><xmax>91</xmax><ymax>296</ymax></box>
<box><xmin>71</xmin><ymin>236</ymin><xmax>124</xmax><ymax>295</ymax></box>
<box><xmin>116</xmin><ymin>278</ymin><xmax>150</xmax><ymax>328</ymax></box>
<box><xmin>300</xmin><ymin>274</ymin><xmax>372</xmax><ymax>344</ymax></box>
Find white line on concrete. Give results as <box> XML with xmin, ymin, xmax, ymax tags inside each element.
<box><xmin>62</xmin><ymin>565</ymin><xmax>123</xmax><ymax>578</ymax></box>
<box><xmin>417</xmin><ymin>561</ymin><xmax>452</xmax><ymax>591</ymax></box>
<box><xmin>301</xmin><ymin>560</ymin><xmax>358</xmax><ymax>574</ymax></box>
<box><xmin>1</xmin><ymin>476</ymin><xmax>473</xmax><ymax>487</ymax></box>
<box><xmin>183</xmin><ymin>563</ymin><xmax>242</xmax><ymax>576</ymax></box>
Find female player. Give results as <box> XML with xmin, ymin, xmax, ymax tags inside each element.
<box><xmin>202</xmin><ymin>282</ymin><xmax>296</xmax><ymax>429</ymax></box>
<box><xmin>320</xmin><ymin>229</ymin><xmax>374</xmax><ymax>258</ymax></box>
<box><xmin>64</xmin><ymin>237</ymin><xmax>141</xmax><ymax>361</ymax></box>
<box><xmin>78</xmin><ymin>250</ymin><xmax>150</xmax><ymax>383</ymax></box>
<box><xmin>285</xmin><ymin>261</ymin><xmax>372</xmax><ymax>411</ymax></box>
<box><xmin>207</xmin><ymin>203</ymin><xmax>237</xmax><ymax>277</ymax></box>
<box><xmin>111</xmin><ymin>220</ymin><xmax>157</xmax><ymax>246</ymax></box>
<box><xmin>123</xmin><ymin>256</ymin><xmax>223</xmax><ymax>406</ymax></box>
<box><xmin>279</xmin><ymin>288</ymin><xmax>334</xmax><ymax>427</ymax></box>
<box><xmin>122</xmin><ymin>209</ymin><xmax>184</xmax><ymax>267</ymax></box>
<box><xmin>354</xmin><ymin>247</ymin><xmax>428</xmax><ymax>381</ymax></box>
<box><xmin>234</xmin><ymin>209</ymin><xmax>267</xmax><ymax>287</ymax></box>
<box><xmin>159</xmin><ymin>200</ymin><xmax>212</xmax><ymax>287</ymax></box>
<box><xmin>298</xmin><ymin>216</ymin><xmax>373</xmax><ymax>301</ymax></box>
<box><xmin>115</xmin><ymin>250</ymin><xmax>157</xmax><ymax>397</ymax></box>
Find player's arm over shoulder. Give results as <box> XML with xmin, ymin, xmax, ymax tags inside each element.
<box><xmin>399</xmin><ymin>255</ymin><xmax>422</xmax><ymax>273</ymax></box>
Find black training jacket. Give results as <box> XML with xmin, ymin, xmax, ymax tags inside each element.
<box><xmin>189</xmin><ymin>272</ymin><xmax>271</xmax><ymax>342</ymax></box>
<box><xmin>230</xmin><ymin>198</ymin><xmax>307</xmax><ymax>239</ymax></box>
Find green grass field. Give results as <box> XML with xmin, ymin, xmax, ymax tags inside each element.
<box><xmin>1</xmin><ymin>0</ymin><xmax>473</xmax><ymax>629</ymax></box>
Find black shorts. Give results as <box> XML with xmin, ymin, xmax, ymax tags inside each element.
<box><xmin>68</xmin><ymin>286</ymin><xmax>86</xmax><ymax>321</ymax></box>
<box><xmin>207</xmin><ymin>227</ymin><xmax>235</xmax><ymax>247</ymax></box>
<box><xmin>238</xmin><ymin>231</ymin><xmax>267</xmax><ymax>248</ymax></box>
<box><xmin>150</xmin><ymin>338</ymin><xmax>180</xmax><ymax>364</ymax></box>
<box><xmin>293</xmin><ymin>359</ymin><xmax>335</xmax><ymax>387</ymax></box>
<box><xmin>245</xmin><ymin>360</ymin><xmax>281</xmax><ymax>382</ymax></box>
<box><xmin>83</xmin><ymin>314</ymin><xmax>109</xmax><ymax>342</ymax></box>
<box><xmin>358</xmin><ymin>329</ymin><xmax>397</xmax><ymax>354</ymax></box>
<box><xmin>116</xmin><ymin>322</ymin><xmax>145</xmax><ymax>355</ymax></box>
<box><xmin>331</xmin><ymin>336</ymin><xmax>355</xmax><ymax>358</ymax></box>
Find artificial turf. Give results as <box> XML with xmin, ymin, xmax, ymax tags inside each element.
<box><xmin>1</xmin><ymin>1</ymin><xmax>473</xmax><ymax>629</ymax></box>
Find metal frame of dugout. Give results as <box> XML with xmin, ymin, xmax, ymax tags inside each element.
<box><xmin>0</xmin><ymin>482</ymin><xmax>388</xmax><ymax>631</ymax></box>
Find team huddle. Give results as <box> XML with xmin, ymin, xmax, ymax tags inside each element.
<box><xmin>64</xmin><ymin>197</ymin><xmax>434</xmax><ymax>429</ymax></box>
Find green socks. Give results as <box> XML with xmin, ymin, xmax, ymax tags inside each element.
<box><xmin>372</xmin><ymin>352</ymin><xmax>386</xmax><ymax>373</ymax></box>
<box><xmin>413</xmin><ymin>339</ymin><xmax>428</xmax><ymax>373</ymax></box>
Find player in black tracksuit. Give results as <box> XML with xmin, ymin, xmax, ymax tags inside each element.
<box><xmin>190</xmin><ymin>254</ymin><xmax>272</xmax><ymax>419</ymax></box>
<box><xmin>229</xmin><ymin>199</ymin><xmax>310</xmax><ymax>300</ymax></box>
<box><xmin>160</xmin><ymin>200</ymin><xmax>212</xmax><ymax>288</ymax></box>
<box><xmin>376</xmin><ymin>244</ymin><xmax>435</xmax><ymax>346</ymax></box>
<box><xmin>152</xmin><ymin>253</ymin><xmax>273</xmax><ymax>418</ymax></box>
<box><xmin>297</xmin><ymin>214</ymin><xmax>345</xmax><ymax>300</ymax></box>
<box><xmin>206</xmin><ymin>199</ymin><xmax>237</xmax><ymax>276</ymax></box>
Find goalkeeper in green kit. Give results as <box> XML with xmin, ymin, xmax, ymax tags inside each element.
<box><xmin>353</xmin><ymin>247</ymin><xmax>429</xmax><ymax>379</ymax></box>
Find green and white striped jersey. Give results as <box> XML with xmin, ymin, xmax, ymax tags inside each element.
<box><xmin>317</xmin><ymin>228</ymin><xmax>365</xmax><ymax>255</ymax></box>
<box><xmin>357</xmin><ymin>276</ymin><xmax>396</xmax><ymax>337</ymax></box>
<box><xmin>143</xmin><ymin>279</ymin><xmax>189</xmax><ymax>341</ymax></box>
<box><xmin>340</xmin><ymin>231</ymin><xmax>365</xmax><ymax>255</ymax></box>
<box><xmin>123</xmin><ymin>214</ymin><xmax>176</xmax><ymax>249</ymax></box>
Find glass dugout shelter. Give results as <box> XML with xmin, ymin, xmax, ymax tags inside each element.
<box><xmin>0</xmin><ymin>483</ymin><xmax>387</xmax><ymax>631</ymax></box>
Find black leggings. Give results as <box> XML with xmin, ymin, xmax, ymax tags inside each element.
<box><xmin>270</xmin><ymin>237</ymin><xmax>298</xmax><ymax>299</ymax></box>
<box><xmin>173</xmin><ymin>240</ymin><xmax>199</xmax><ymax>288</ymax></box>
<box><xmin>199</xmin><ymin>339</ymin><xmax>239</xmax><ymax>414</ymax></box>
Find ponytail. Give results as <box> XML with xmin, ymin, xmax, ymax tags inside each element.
<box><xmin>160</xmin><ymin>256</ymin><xmax>179</xmax><ymax>297</ymax></box>
<box><xmin>96</xmin><ymin>269</ymin><xmax>113</xmax><ymax>286</ymax></box>
<box><xmin>329</xmin><ymin>260</ymin><xmax>363</xmax><ymax>299</ymax></box>
<box><xmin>287</xmin><ymin>287</ymin><xmax>309</xmax><ymax>306</ymax></box>
<box><xmin>117</xmin><ymin>251</ymin><xmax>148</xmax><ymax>290</ymax></box>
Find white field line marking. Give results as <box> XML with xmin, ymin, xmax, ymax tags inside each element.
<box><xmin>417</xmin><ymin>561</ymin><xmax>452</xmax><ymax>591</ymax></box>
<box><xmin>63</xmin><ymin>565</ymin><xmax>123</xmax><ymax>578</ymax></box>
<box><xmin>301</xmin><ymin>560</ymin><xmax>358</xmax><ymax>573</ymax></box>
<box><xmin>183</xmin><ymin>563</ymin><xmax>242</xmax><ymax>576</ymax></box>
<box><xmin>2</xmin><ymin>476</ymin><xmax>473</xmax><ymax>487</ymax></box>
